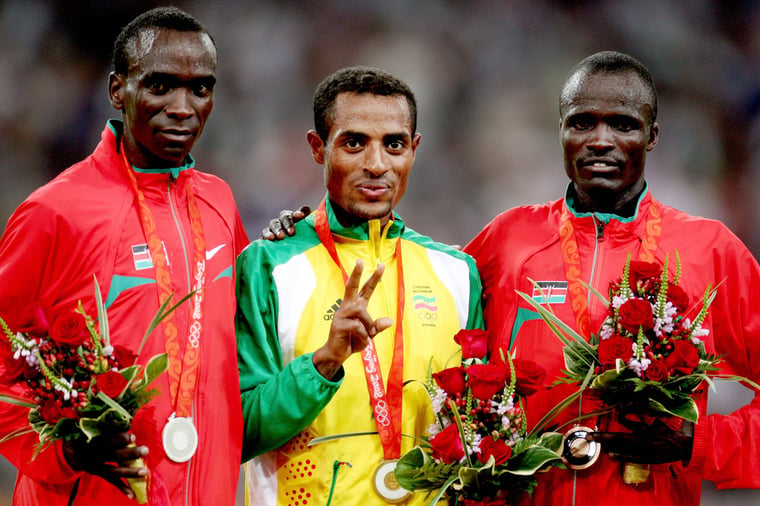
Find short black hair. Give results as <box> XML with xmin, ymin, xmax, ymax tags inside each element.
<box><xmin>313</xmin><ymin>66</ymin><xmax>418</xmax><ymax>142</ymax></box>
<box><xmin>560</xmin><ymin>51</ymin><xmax>658</xmax><ymax>124</ymax></box>
<box><xmin>112</xmin><ymin>6</ymin><xmax>215</xmax><ymax>76</ymax></box>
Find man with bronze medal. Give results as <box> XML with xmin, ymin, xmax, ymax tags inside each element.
<box><xmin>464</xmin><ymin>51</ymin><xmax>760</xmax><ymax>504</ymax></box>
<box><xmin>236</xmin><ymin>67</ymin><xmax>484</xmax><ymax>505</ymax></box>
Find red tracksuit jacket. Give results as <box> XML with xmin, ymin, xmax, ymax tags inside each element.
<box><xmin>465</xmin><ymin>188</ymin><xmax>760</xmax><ymax>505</ymax></box>
<box><xmin>0</xmin><ymin>121</ymin><xmax>248</xmax><ymax>506</ymax></box>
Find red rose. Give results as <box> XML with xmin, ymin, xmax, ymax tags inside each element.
<box><xmin>618</xmin><ymin>298</ymin><xmax>653</xmax><ymax>334</ymax></box>
<box><xmin>39</xmin><ymin>400</ymin><xmax>64</xmax><ymax>424</ymax></box>
<box><xmin>492</xmin><ymin>354</ymin><xmax>547</xmax><ymax>396</ymax></box>
<box><xmin>94</xmin><ymin>370</ymin><xmax>128</xmax><ymax>398</ymax></box>
<box><xmin>113</xmin><ymin>345</ymin><xmax>138</xmax><ymax>368</ymax></box>
<box><xmin>664</xmin><ymin>340</ymin><xmax>700</xmax><ymax>376</ymax></box>
<box><xmin>433</xmin><ymin>367</ymin><xmax>467</xmax><ymax>396</ymax></box>
<box><xmin>597</xmin><ymin>336</ymin><xmax>633</xmax><ymax>368</ymax></box>
<box><xmin>430</xmin><ymin>423</ymin><xmax>465</xmax><ymax>464</ymax></box>
<box><xmin>463</xmin><ymin>499</ymin><xmax>507</xmax><ymax>506</ymax></box>
<box><xmin>478</xmin><ymin>435</ymin><xmax>513</xmax><ymax>465</ymax></box>
<box><xmin>15</xmin><ymin>303</ymin><xmax>50</xmax><ymax>338</ymax></box>
<box><xmin>49</xmin><ymin>311</ymin><xmax>88</xmax><ymax>347</ymax></box>
<box><xmin>466</xmin><ymin>363</ymin><xmax>508</xmax><ymax>400</ymax></box>
<box><xmin>629</xmin><ymin>261</ymin><xmax>662</xmax><ymax>290</ymax></box>
<box><xmin>512</xmin><ymin>359</ymin><xmax>547</xmax><ymax>397</ymax></box>
<box><xmin>643</xmin><ymin>358</ymin><xmax>669</xmax><ymax>382</ymax></box>
<box><xmin>131</xmin><ymin>406</ymin><xmax>166</xmax><ymax>468</ymax></box>
<box><xmin>453</xmin><ymin>329</ymin><xmax>490</xmax><ymax>360</ymax></box>
<box><xmin>667</xmin><ymin>284</ymin><xmax>690</xmax><ymax>313</ymax></box>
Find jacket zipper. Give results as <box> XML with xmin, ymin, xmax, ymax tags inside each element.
<box><xmin>167</xmin><ymin>177</ymin><xmax>195</xmax><ymax>505</ymax></box>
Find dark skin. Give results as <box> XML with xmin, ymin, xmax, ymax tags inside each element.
<box><xmin>61</xmin><ymin>27</ymin><xmax>218</xmax><ymax>498</ymax></box>
<box><xmin>560</xmin><ymin>69</ymin><xmax>690</xmax><ymax>465</ymax></box>
<box><xmin>268</xmin><ymin>70</ymin><xmax>692</xmax><ymax>466</ymax></box>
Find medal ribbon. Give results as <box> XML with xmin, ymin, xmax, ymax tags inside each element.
<box><xmin>314</xmin><ymin>199</ymin><xmax>405</xmax><ymax>459</ymax></box>
<box><xmin>119</xmin><ymin>144</ymin><xmax>206</xmax><ymax>418</ymax></box>
<box><xmin>558</xmin><ymin>199</ymin><xmax>662</xmax><ymax>339</ymax></box>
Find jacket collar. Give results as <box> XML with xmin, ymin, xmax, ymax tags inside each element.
<box><xmin>564</xmin><ymin>182</ymin><xmax>650</xmax><ymax>225</ymax></box>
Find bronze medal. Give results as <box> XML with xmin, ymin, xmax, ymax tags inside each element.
<box><xmin>561</xmin><ymin>426</ymin><xmax>601</xmax><ymax>470</ymax></box>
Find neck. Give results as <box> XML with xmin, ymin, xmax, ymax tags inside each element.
<box><xmin>571</xmin><ymin>182</ymin><xmax>645</xmax><ymax>217</ymax></box>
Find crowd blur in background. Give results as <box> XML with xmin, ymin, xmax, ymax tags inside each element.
<box><xmin>2</xmin><ymin>1</ymin><xmax>760</xmax><ymax>504</ymax></box>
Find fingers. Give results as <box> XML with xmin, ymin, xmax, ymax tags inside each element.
<box><xmin>343</xmin><ymin>259</ymin><xmax>365</xmax><ymax>300</ymax></box>
<box><xmin>294</xmin><ymin>205</ymin><xmax>312</xmax><ymax>219</ymax></box>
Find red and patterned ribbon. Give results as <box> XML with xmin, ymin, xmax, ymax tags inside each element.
<box><xmin>119</xmin><ymin>145</ymin><xmax>206</xmax><ymax>418</ymax></box>
<box><xmin>558</xmin><ymin>199</ymin><xmax>662</xmax><ymax>339</ymax></box>
<box><xmin>314</xmin><ymin>199</ymin><xmax>405</xmax><ymax>459</ymax></box>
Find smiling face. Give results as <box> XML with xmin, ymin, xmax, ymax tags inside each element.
<box><xmin>109</xmin><ymin>28</ymin><xmax>217</xmax><ymax>168</ymax></box>
<box><xmin>307</xmin><ymin>91</ymin><xmax>420</xmax><ymax>227</ymax></box>
<box><xmin>560</xmin><ymin>70</ymin><xmax>659</xmax><ymax>214</ymax></box>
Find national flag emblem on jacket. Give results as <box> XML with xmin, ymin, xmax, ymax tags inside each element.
<box><xmin>532</xmin><ymin>281</ymin><xmax>567</xmax><ymax>304</ymax></box>
<box><xmin>132</xmin><ymin>244</ymin><xmax>153</xmax><ymax>270</ymax></box>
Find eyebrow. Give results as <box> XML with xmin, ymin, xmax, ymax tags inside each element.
<box><xmin>143</xmin><ymin>72</ymin><xmax>217</xmax><ymax>88</ymax></box>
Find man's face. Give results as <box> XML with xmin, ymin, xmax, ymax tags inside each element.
<box><xmin>109</xmin><ymin>29</ymin><xmax>217</xmax><ymax>168</ymax></box>
<box><xmin>308</xmin><ymin>92</ymin><xmax>420</xmax><ymax>226</ymax></box>
<box><xmin>560</xmin><ymin>71</ymin><xmax>658</xmax><ymax>211</ymax></box>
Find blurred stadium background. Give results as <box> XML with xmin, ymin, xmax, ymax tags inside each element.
<box><xmin>1</xmin><ymin>1</ymin><xmax>760</xmax><ymax>504</ymax></box>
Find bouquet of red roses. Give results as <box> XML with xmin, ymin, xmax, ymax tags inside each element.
<box><xmin>518</xmin><ymin>253</ymin><xmax>758</xmax><ymax>483</ymax></box>
<box><xmin>394</xmin><ymin>329</ymin><xmax>563</xmax><ymax>505</ymax></box>
<box><xmin>0</xmin><ymin>278</ymin><xmax>182</xmax><ymax>503</ymax></box>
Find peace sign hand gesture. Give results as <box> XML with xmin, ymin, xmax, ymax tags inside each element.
<box><xmin>312</xmin><ymin>259</ymin><xmax>393</xmax><ymax>380</ymax></box>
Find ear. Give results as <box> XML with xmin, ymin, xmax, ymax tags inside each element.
<box><xmin>306</xmin><ymin>130</ymin><xmax>325</xmax><ymax>164</ymax></box>
<box><xmin>410</xmin><ymin>132</ymin><xmax>421</xmax><ymax>156</ymax></box>
<box><xmin>646</xmin><ymin>122</ymin><xmax>659</xmax><ymax>151</ymax></box>
<box><xmin>108</xmin><ymin>72</ymin><xmax>126</xmax><ymax>111</ymax></box>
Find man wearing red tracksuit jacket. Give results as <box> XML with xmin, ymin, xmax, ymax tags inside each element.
<box><xmin>0</xmin><ymin>7</ymin><xmax>247</xmax><ymax>506</ymax></box>
<box><xmin>465</xmin><ymin>51</ymin><xmax>760</xmax><ymax>504</ymax></box>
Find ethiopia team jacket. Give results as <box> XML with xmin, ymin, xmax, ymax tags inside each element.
<box><xmin>0</xmin><ymin>121</ymin><xmax>248</xmax><ymax>506</ymax></box>
<box><xmin>465</xmin><ymin>185</ymin><xmax>760</xmax><ymax>506</ymax></box>
<box><xmin>236</xmin><ymin>198</ymin><xmax>484</xmax><ymax>505</ymax></box>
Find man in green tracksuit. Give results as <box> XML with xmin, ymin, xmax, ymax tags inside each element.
<box><xmin>235</xmin><ymin>66</ymin><xmax>483</xmax><ymax>505</ymax></box>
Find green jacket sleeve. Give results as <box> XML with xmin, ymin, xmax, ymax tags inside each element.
<box><xmin>235</xmin><ymin>241</ymin><xmax>342</xmax><ymax>462</ymax></box>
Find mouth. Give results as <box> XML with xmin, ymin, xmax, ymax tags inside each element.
<box><xmin>356</xmin><ymin>183</ymin><xmax>390</xmax><ymax>199</ymax></box>
<box><xmin>159</xmin><ymin>129</ymin><xmax>195</xmax><ymax>143</ymax></box>
<box><xmin>581</xmin><ymin>158</ymin><xmax>621</xmax><ymax>174</ymax></box>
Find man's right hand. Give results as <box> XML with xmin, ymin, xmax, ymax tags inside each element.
<box><xmin>261</xmin><ymin>205</ymin><xmax>312</xmax><ymax>240</ymax></box>
<box><xmin>63</xmin><ymin>431</ymin><xmax>148</xmax><ymax>499</ymax></box>
<box><xmin>312</xmin><ymin>259</ymin><xmax>392</xmax><ymax>380</ymax></box>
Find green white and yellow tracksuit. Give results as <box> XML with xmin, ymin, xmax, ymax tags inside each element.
<box><xmin>236</xmin><ymin>199</ymin><xmax>483</xmax><ymax>505</ymax></box>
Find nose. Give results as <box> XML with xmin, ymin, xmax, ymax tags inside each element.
<box><xmin>165</xmin><ymin>89</ymin><xmax>194</xmax><ymax>119</ymax></box>
<box><xmin>586</xmin><ymin>124</ymin><xmax>614</xmax><ymax>152</ymax></box>
<box><xmin>364</xmin><ymin>142</ymin><xmax>389</xmax><ymax>176</ymax></box>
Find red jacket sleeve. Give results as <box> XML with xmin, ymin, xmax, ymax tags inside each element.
<box><xmin>691</xmin><ymin>233</ymin><xmax>760</xmax><ymax>489</ymax></box>
<box><xmin>0</xmin><ymin>199</ymin><xmax>80</xmax><ymax>485</ymax></box>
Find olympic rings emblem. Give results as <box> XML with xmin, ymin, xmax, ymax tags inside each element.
<box><xmin>374</xmin><ymin>399</ymin><xmax>390</xmax><ymax>427</ymax></box>
<box><xmin>188</xmin><ymin>321</ymin><xmax>202</xmax><ymax>348</ymax></box>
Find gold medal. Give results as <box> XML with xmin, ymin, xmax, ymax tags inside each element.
<box><xmin>561</xmin><ymin>426</ymin><xmax>601</xmax><ymax>470</ymax></box>
<box><xmin>372</xmin><ymin>460</ymin><xmax>411</xmax><ymax>503</ymax></box>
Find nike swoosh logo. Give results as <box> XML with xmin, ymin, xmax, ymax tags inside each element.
<box><xmin>206</xmin><ymin>244</ymin><xmax>226</xmax><ymax>260</ymax></box>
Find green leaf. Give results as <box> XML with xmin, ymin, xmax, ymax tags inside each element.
<box><xmin>647</xmin><ymin>396</ymin><xmax>699</xmax><ymax>423</ymax></box>
<box><xmin>0</xmin><ymin>393</ymin><xmax>36</xmax><ymax>409</ymax></box>
<box><xmin>590</xmin><ymin>369</ymin><xmax>621</xmax><ymax>389</ymax></box>
<box><xmin>93</xmin><ymin>275</ymin><xmax>110</xmax><ymax>347</ymax></box>
<box><xmin>136</xmin><ymin>291</ymin><xmax>195</xmax><ymax>358</ymax></box>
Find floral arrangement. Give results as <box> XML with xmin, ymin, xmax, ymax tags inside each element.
<box><xmin>517</xmin><ymin>253</ymin><xmax>758</xmax><ymax>483</ymax></box>
<box><xmin>0</xmin><ymin>278</ymin><xmax>182</xmax><ymax>503</ymax></box>
<box><xmin>394</xmin><ymin>328</ymin><xmax>563</xmax><ymax>505</ymax></box>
